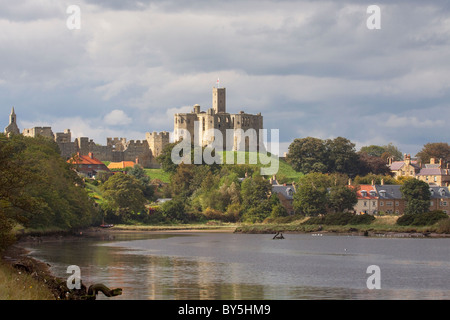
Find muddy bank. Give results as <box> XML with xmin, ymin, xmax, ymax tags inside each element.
<box><xmin>1</xmin><ymin>227</ymin><xmax>119</xmax><ymax>300</ymax></box>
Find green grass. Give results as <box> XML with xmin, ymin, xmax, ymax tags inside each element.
<box><xmin>218</xmin><ymin>151</ymin><xmax>303</xmax><ymax>182</ymax></box>
<box><xmin>145</xmin><ymin>168</ymin><xmax>171</xmax><ymax>184</ymax></box>
<box><xmin>0</xmin><ymin>261</ymin><xmax>54</xmax><ymax>300</ymax></box>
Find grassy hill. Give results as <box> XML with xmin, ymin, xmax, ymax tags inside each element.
<box><xmin>218</xmin><ymin>151</ymin><xmax>302</xmax><ymax>183</ymax></box>
<box><xmin>144</xmin><ymin>152</ymin><xmax>302</xmax><ymax>184</ymax></box>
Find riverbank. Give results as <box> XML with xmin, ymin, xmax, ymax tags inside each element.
<box><xmin>234</xmin><ymin>215</ymin><xmax>450</xmax><ymax>238</ymax></box>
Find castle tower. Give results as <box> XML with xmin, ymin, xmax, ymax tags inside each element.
<box><xmin>4</xmin><ymin>107</ymin><xmax>20</xmax><ymax>137</ymax></box>
<box><xmin>212</xmin><ymin>87</ymin><xmax>226</xmax><ymax>113</ymax></box>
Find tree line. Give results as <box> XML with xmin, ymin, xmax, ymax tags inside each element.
<box><xmin>0</xmin><ymin>134</ymin><xmax>96</xmax><ymax>249</ymax></box>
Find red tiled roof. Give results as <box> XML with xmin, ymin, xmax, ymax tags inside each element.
<box><xmin>356</xmin><ymin>184</ymin><xmax>378</xmax><ymax>199</ymax></box>
<box><xmin>68</xmin><ymin>153</ymin><xmax>105</xmax><ymax>165</ymax></box>
<box><xmin>108</xmin><ymin>161</ymin><xmax>136</xmax><ymax>169</ymax></box>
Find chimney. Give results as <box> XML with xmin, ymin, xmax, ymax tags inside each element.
<box><xmin>439</xmin><ymin>158</ymin><xmax>443</xmax><ymax>168</ymax></box>
<box><xmin>348</xmin><ymin>178</ymin><xmax>352</xmax><ymax>186</ymax></box>
<box><xmin>371</xmin><ymin>179</ymin><xmax>375</xmax><ymax>186</ymax></box>
<box><xmin>381</xmin><ymin>179</ymin><xmax>384</xmax><ymax>185</ymax></box>
<box><xmin>88</xmin><ymin>152</ymin><xmax>93</xmax><ymax>159</ymax></box>
<box><xmin>430</xmin><ymin>158</ymin><xmax>436</xmax><ymax>165</ymax></box>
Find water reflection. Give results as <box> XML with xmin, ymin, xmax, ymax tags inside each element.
<box><xmin>24</xmin><ymin>232</ymin><xmax>450</xmax><ymax>300</ymax></box>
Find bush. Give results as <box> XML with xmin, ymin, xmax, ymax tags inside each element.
<box><xmin>302</xmin><ymin>212</ymin><xmax>375</xmax><ymax>226</ymax></box>
<box><xmin>348</xmin><ymin>214</ymin><xmax>376</xmax><ymax>225</ymax></box>
<box><xmin>396</xmin><ymin>214</ymin><xmax>416</xmax><ymax>226</ymax></box>
<box><xmin>397</xmin><ymin>211</ymin><xmax>448</xmax><ymax>226</ymax></box>
<box><xmin>436</xmin><ymin>218</ymin><xmax>450</xmax><ymax>233</ymax></box>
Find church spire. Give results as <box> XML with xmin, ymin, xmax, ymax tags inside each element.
<box><xmin>5</xmin><ymin>107</ymin><xmax>20</xmax><ymax>136</ymax></box>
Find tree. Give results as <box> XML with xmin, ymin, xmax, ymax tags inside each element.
<box><xmin>286</xmin><ymin>137</ymin><xmax>329</xmax><ymax>173</ymax></box>
<box><xmin>0</xmin><ymin>134</ymin><xmax>96</xmax><ymax>244</ymax></box>
<box><xmin>170</xmin><ymin>162</ymin><xmax>196</xmax><ymax>198</ymax></box>
<box><xmin>357</xmin><ymin>152</ymin><xmax>391</xmax><ymax>176</ymax></box>
<box><xmin>128</xmin><ymin>164</ymin><xmax>154</xmax><ymax>200</ymax></box>
<box><xmin>326</xmin><ymin>137</ymin><xmax>359</xmax><ymax>176</ymax></box>
<box><xmin>400</xmin><ymin>179</ymin><xmax>431</xmax><ymax>215</ymax></box>
<box><xmin>159</xmin><ymin>197</ymin><xmax>186</xmax><ymax>222</ymax></box>
<box><xmin>293</xmin><ymin>173</ymin><xmax>329</xmax><ymax>216</ymax></box>
<box><xmin>381</xmin><ymin>143</ymin><xmax>403</xmax><ymax>161</ymax></box>
<box><xmin>240</xmin><ymin>174</ymin><xmax>272</xmax><ymax>221</ymax></box>
<box><xmin>359</xmin><ymin>145</ymin><xmax>386</xmax><ymax>158</ymax></box>
<box><xmin>416</xmin><ymin>142</ymin><xmax>450</xmax><ymax>164</ymax></box>
<box><xmin>101</xmin><ymin>173</ymin><xmax>147</xmax><ymax>221</ymax></box>
<box><xmin>327</xmin><ymin>185</ymin><xmax>358</xmax><ymax>213</ymax></box>
<box><xmin>156</xmin><ymin>142</ymin><xmax>179</xmax><ymax>173</ymax></box>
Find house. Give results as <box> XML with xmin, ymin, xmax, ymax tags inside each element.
<box><xmin>107</xmin><ymin>160</ymin><xmax>140</xmax><ymax>171</ymax></box>
<box><xmin>270</xmin><ymin>176</ymin><xmax>296</xmax><ymax>215</ymax></box>
<box><xmin>68</xmin><ymin>152</ymin><xmax>110</xmax><ymax>178</ymax></box>
<box><xmin>354</xmin><ymin>184</ymin><xmax>379</xmax><ymax>215</ymax></box>
<box><xmin>416</xmin><ymin>158</ymin><xmax>450</xmax><ymax>187</ymax></box>
<box><xmin>374</xmin><ymin>184</ymin><xmax>406</xmax><ymax>215</ymax></box>
<box><xmin>388</xmin><ymin>154</ymin><xmax>421</xmax><ymax>179</ymax></box>
<box><xmin>429</xmin><ymin>186</ymin><xmax>450</xmax><ymax>214</ymax></box>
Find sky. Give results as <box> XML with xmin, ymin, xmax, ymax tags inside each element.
<box><xmin>1</xmin><ymin>0</ymin><xmax>450</xmax><ymax>157</ymax></box>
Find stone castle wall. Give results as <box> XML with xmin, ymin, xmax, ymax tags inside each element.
<box><xmin>20</xmin><ymin>126</ymin><xmax>165</xmax><ymax>168</ymax></box>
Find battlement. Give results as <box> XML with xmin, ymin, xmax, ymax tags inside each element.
<box><xmin>107</xmin><ymin>137</ymin><xmax>127</xmax><ymax>145</ymax></box>
<box><xmin>126</xmin><ymin>140</ymin><xmax>148</xmax><ymax>146</ymax></box>
<box><xmin>146</xmin><ymin>131</ymin><xmax>170</xmax><ymax>139</ymax></box>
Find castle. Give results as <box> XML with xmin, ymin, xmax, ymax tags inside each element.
<box><xmin>174</xmin><ymin>87</ymin><xmax>264</xmax><ymax>151</ymax></box>
<box><xmin>4</xmin><ymin>86</ymin><xmax>264</xmax><ymax>168</ymax></box>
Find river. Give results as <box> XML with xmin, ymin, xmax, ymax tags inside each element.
<box><xmin>23</xmin><ymin>231</ymin><xmax>450</xmax><ymax>300</ymax></box>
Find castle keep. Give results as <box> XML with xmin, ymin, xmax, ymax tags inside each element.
<box><xmin>174</xmin><ymin>87</ymin><xmax>263</xmax><ymax>151</ymax></box>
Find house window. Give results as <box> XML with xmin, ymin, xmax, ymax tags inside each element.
<box><xmin>440</xmin><ymin>201</ymin><xmax>448</xmax><ymax>207</ymax></box>
<box><xmin>395</xmin><ymin>201</ymin><xmax>399</xmax><ymax>206</ymax></box>
<box><xmin>434</xmin><ymin>176</ymin><xmax>437</xmax><ymax>182</ymax></box>
<box><xmin>430</xmin><ymin>201</ymin><xmax>434</xmax><ymax>206</ymax></box>
<box><xmin>363</xmin><ymin>201</ymin><xmax>367</xmax><ymax>207</ymax></box>
<box><xmin>380</xmin><ymin>201</ymin><xmax>384</xmax><ymax>206</ymax></box>
<box><xmin>387</xmin><ymin>201</ymin><xmax>393</xmax><ymax>206</ymax></box>
<box><xmin>395</xmin><ymin>210</ymin><xmax>399</xmax><ymax>214</ymax></box>
<box><xmin>372</xmin><ymin>201</ymin><xmax>376</xmax><ymax>207</ymax></box>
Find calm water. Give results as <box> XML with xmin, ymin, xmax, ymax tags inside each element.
<box><xmin>24</xmin><ymin>231</ymin><xmax>450</xmax><ymax>300</ymax></box>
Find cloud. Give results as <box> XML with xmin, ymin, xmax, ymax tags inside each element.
<box><xmin>2</xmin><ymin>0</ymin><xmax>450</xmax><ymax>159</ymax></box>
<box><xmin>103</xmin><ymin>109</ymin><xmax>132</xmax><ymax>126</ymax></box>
<box><xmin>383</xmin><ymin>114</ymin><xmax>445</xmax><ymax>129</ymax></box>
